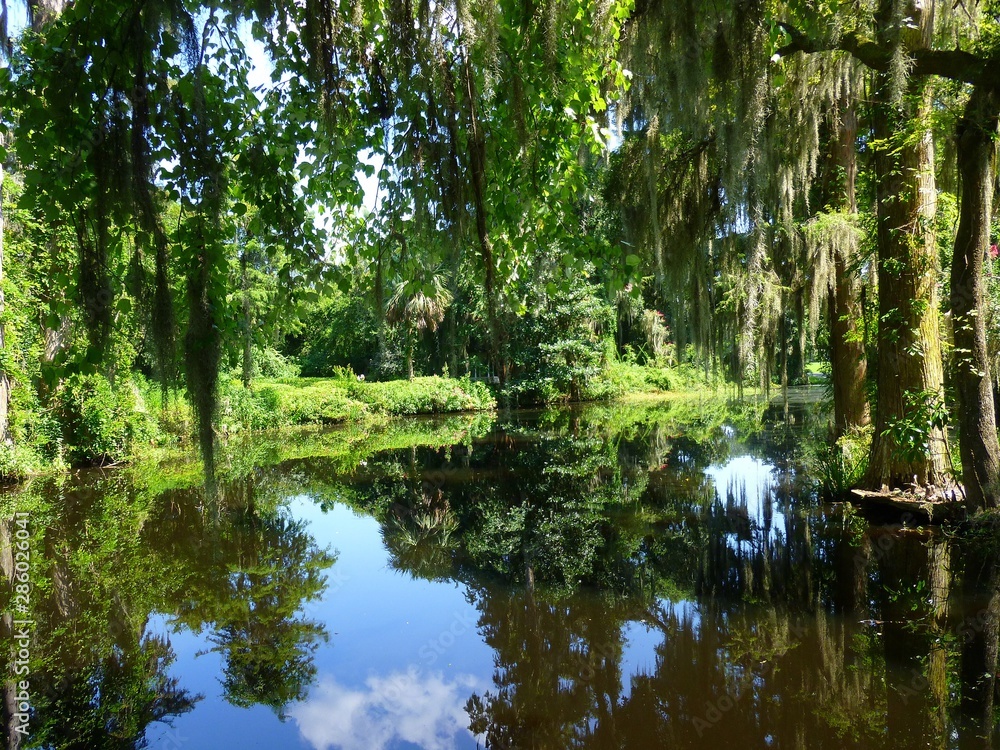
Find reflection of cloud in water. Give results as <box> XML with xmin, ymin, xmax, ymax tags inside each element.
<box><xmin>290</xmin><ymin>668</ymin><xmax>483</xmax><ymax>750</ymax></box>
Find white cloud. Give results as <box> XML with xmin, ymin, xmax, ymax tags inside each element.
<box><xmin>289</xmin><ymin>668</ymin><xmax>484</xmax><ymax>750</ymax></box>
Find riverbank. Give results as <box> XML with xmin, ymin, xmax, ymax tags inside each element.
<box><xmin>1</xmin><ymin>363</ymin><xmax>718</xmax><ymax>482</ymax></box>
<box><xmin>49</xmin><ymin>394</ymin><xmax>754</xmax><ymax>499</ymax></box>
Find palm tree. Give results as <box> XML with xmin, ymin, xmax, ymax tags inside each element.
<box><xmin>386</xmin><ymin>272</ymin><xmax>454</xmax><ymax>380</ymax></box>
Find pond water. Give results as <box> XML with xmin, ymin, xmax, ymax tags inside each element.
<box><xmin>2</xmin><ymin>393</ymin><xmax>999</xmax><ymax>749</ymax></box>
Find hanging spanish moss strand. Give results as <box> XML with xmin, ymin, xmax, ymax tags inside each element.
<box><xmin>128</xmin><ymin>27</ymin><xmax>176</xmax><ymax>395</ymax></box>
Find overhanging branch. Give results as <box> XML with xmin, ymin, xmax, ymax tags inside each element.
<box><xmin>775</xmin><ymin>21</ymin><xmax>993</xmax><ymax>89</ymax></box>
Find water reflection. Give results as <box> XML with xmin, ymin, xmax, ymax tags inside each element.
<box><xmin>290</xmin><ymin>670</ymin><xmax>484</xmax><ymax>750</ymax></box>
<box><xmin>1</xmin><ymin>398</ymin><xmax>999</xmax><ymax>748</ymax></box>
<box><xmin>1</xmin><ymin>469</ymin><xmax>334</xmax><ymax>748</ymax></box>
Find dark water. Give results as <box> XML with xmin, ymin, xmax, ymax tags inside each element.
<box><xmin>2</xmin><ymin>394</ymin><xmax>999</xmax><ymax>749</ymax></box>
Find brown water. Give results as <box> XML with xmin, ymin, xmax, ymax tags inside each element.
<box><xmin>1</xmin><ymin>395</ymin><xmax>998</xmax><ymax>749</ymax></box>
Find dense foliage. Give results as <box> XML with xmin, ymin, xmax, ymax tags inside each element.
<box><xmin>2</xmin><ymin>0</ymin><xmax>1000</xmax><ymax>508</ymax></box>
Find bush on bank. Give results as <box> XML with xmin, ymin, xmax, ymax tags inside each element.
<box><xmin>504</xmin><ymin>360</ymin><xmax>717</xmax><ymax>406</ymax></box>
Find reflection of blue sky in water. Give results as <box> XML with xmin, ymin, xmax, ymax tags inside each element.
<box><xmin>619</xmin><ymin>599</ymin><xmax>700</xmax><ymax>695</ymax></box>
<box><xmin>290</xmin><ymin>669</ymin><xmax>484</xmax><ymax>750</ymax></box>
<box><xmin>704</xmin><ymin>455</ymin><xmax>784</xmax><ymax>547</ymax></box>
<box><xmin>146</xmin><ymin>495</ymin><xmax>698</xmax><ymax>749</ymax></box>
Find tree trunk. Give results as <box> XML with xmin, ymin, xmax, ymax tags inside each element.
<box><xmin>793</xmin><ymin>288</ymin><xmax>806</xmax><ymax>383</ymax></box>
<box><xmin>0</xmin><ymin>518</ymin><xmax>21</xmax><ymax>750</ymax></box>
<box><xmin>827</xmin><ymin>100</ymin><xmax>870</xmax><ymax>438</ymax></box>
<box><xmin>865</xmin><ymin>0</ymin><xmax>949</xmax><ymax>488</ymax></box>
<box><xmin>437</xmin><ymin>47</ymin><xmax>466</xmax><ymax>379</ymax></box>
<box><xmin>27</xmin><ymin>0</ymin><xmax>65</xmax><ymax>28</ymax></box>
<box><xmin>0</xmin><ymin>144</ymin><xmax>10</xmax><ymax>446</ymax></box>
<box><xmin>240</xmin><ymin>250</ymin><xmax>253</xmax><ymax>389</ymax></box>
<box><xmin>780</xmin><ymin>295</ymin><xmax>789</xmax><ymax>404</ymax></box>
<box><xmin>950</xmin><ymin>85</ymin><xmax>1000</xmax><ymax>511</ymax></box>
<box><xmin>927</xmin><ymin>538</ymin><xmax>951</xmax><ymax>748</ymax></box>
<box><xmin>406</xmin><ymin>331</ymin><xmax>414</xmax><ymax>380</ymax></box>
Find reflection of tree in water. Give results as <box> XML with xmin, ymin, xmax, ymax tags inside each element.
<box><xmin>363</xmin><ymin>424</ymin><xmax>668</xmax><ymax>595</ymax></box>
<box><xmin>26</xmin><ymin>633</ymin><xmax>196</xmax><ymax>750</ymax></box>
<box><xmin>5</xmin><ymin>400</ymin><xmax>998</xmax><ymax>748</ymax></box>
<box><xmin>204</xmin><ymin>509</ymin><xmax>331</xmax><ymax>715</ymax></box>
<box><xmin>0</xmin><ymin>476</ymin><xmax>202</xmax><ymax>749</ymax></box>
<box><xmin>0</xmin><ymin>466</ymin><xmax>335</xmax><ymax>747</ymax></box>
<box><xmin>464</xmin><ymin>585</ymin><xmax>636</xmax><ymax>750</ymax></box>
<box><xmin>343</xmin><ymin>404</ymin><xmax>1000</xmax><ymax>749</ymax></box>
<box><xmin>957</xmin><ymin>526</ymin><xmax>1000</xmax><ymax>749</ymax></box>
<box><xmin>148</xmin><ymin>473</ymin><xmax>334</xmax><ymax>717</ymax></box>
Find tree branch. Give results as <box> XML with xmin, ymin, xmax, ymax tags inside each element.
<box><xmin>775</xmin><ymin>21</ymin><xmax>993</xmax><ymax>89</ymax></box>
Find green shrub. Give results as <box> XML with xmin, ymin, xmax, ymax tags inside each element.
<box><xmin>348</xmin><ymin>376</ymin><xmax>495</xmax><ymax>415</ymax></box>
<box><xmin>253</xmin><ymin>347</ymin><xmax>300</xmax><ymax>379</ymax></box>
<box><xmin>0</xmin><ymin>443</ymin><xmax>47</xmax><ymax>482</ymax></box>
<box><xmin>218</xmin><ymin>379</ymin><xmax>368</xmax><ymax>430</ymax></box>
<box><xmin>608</xmin><ymin>362</ymin><xmax>675</xmax><ymax>393</ymax></box>
<box><xmin>802</xmin><ymin>423</ymin><xmax>872</xmax><ymax>498</ymax></box>
<box><xmin>537</xmin><ymin>338</ymin><xmax>605</xmax><ymax>402</ymax></box>
<box><xmin>297</xmin><ymin>292</ymin><xmax>379</xmax><ymax>376</ymax></box>
<box><xmin>218</xmin><ymin>379</ymin><xmax>284</xmax><ymax>432</ymax></box>
<box><xmin>145</xmin><ymin>389</ymin><xmax>193</xmax><ymax>438</ymax></box>
<box><xmin>54</xmin><ymin>374</ymin><xmax>160</xmax><ymax>465</ymax></box>
<box><xmin>265</xmin><ymin>381</ymin><xmax>368</xmax><ymax>424</ymax></box>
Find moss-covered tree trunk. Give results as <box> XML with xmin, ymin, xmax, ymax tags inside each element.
<box><xmin>864</xmin><ymin>1</ymin><xmax>949</xmax><ymax>489</ymax></box>
<box><xmin>950</xmin><ymin>85</ymin><xmax>1000</xmax><ymax>511</ymax></box>
<box><xmin>827</xmin><ymin>100</ymin><xmax>870</xmax><ymax>439</ymax></box>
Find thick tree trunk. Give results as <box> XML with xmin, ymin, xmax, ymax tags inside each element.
<box><xmin>950</xmin><ymin>86</ymin><xmax>1000</xmax><ymax>511</ymax></box>
<box><xmin>828</xmin><ymin>100</ymin><xmax>870</xmax><ymax>438</ymax></box>
<box><xmin>865</xmin><ymin>1</ymin><xmax>949</xmax><ymax>488</ymax></box>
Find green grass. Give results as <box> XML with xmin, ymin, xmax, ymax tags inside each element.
<box><xmin>150</xmin><ymin>374</ymin><xmax>498</xmax><ymax>439</ymax></box>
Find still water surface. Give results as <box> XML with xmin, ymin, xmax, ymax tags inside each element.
<box><xmin>2</xmin><ymin>395</ymin><xmax>998</xmax><ymax>749</ymax></box>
